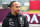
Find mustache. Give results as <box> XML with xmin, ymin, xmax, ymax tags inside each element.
<box><xmin>17</xmin><ymin>10</ymin><xmax>20</xmax><ymax>11</ymax></box>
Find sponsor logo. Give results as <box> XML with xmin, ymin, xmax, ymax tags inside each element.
<box><xmin>9</xmin><ymin>18</ymin><xmax>15</xmax><ymax>27</ymax></box>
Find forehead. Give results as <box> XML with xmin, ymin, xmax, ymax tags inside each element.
<box><xmin>13</xmin><ymin>2</ymin><xmax>20</xmax><ymax>6</ymax></box>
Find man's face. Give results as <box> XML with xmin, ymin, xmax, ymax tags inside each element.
<box><xmin>11</xmin><ymin>2</ymin><xmax>20</xmax><ymax>14</ymax></box>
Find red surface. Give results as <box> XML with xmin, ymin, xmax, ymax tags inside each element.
<box><xmin>21</xmin><ymin>12</ymin><xmax>40</xmax><ymax>24</ymax></box>
<box><xmin>30</xmin><ymin>1</ymin><xmax>40</xmax><ymax>10</ymax></box>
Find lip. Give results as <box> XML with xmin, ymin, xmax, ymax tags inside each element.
<box><xmin>17</xmin><ymin>11</ymin><xmax>20</xmax><ymax>12</ymax></box>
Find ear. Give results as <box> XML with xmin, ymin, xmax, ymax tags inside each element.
<box><xmin>11</xmin><ymin>6</ymin><xmax>14</xmax><ymax>10</ymax></box>
<box><xmin>10</xmin><ymin>6</ymin><xmax>13</xmax><ymax>10</ymax></box>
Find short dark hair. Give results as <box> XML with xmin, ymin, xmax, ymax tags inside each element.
<box><xmin>8</xmin><ymin>1</ymin><xmax>16</xmax><ymax>8</ymax></box>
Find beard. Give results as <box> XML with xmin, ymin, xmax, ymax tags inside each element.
<box><xmin>14</xmin><ymin>10</ymin><xmax>20</xmax><ymax>15</ymax></box>
<box><xmin>13</xmin><ymin>9</ymin><xmax>20</xmax><ymax>15</ymax></box>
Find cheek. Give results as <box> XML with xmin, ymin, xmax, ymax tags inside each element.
<box><xmin>13</xmin><ymin>8</ymin><xmax>18</xmax><ymax>12</ymax></box>
<box><xmin>14</xmin><ymin>7</ymin><xmax>18</xmax><ymax>11</ymax></box>
<box><xmin>15</xmin><ymin>8</ymin><xmax>18</xmax><ymax>11</ymax></box>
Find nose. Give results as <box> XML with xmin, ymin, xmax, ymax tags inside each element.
<box><xmin>18</xmin><ymin>8</ymin><xmax>20</xmax><ymax>10</ymax></box>
<box><xmin>19</xmin><ymin>8</ymin><xmax>20</xmax><ymax>10</ymax></box>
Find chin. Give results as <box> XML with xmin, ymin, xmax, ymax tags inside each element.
<box><xmin>16</xmin><ymin>12</ymin><xmax>19</xmax><ymax>14</ymax></box>
<box><xmin>17</xmin><ymin>13</ymin><xmax>19</xmax><ymax>14</ymax></box>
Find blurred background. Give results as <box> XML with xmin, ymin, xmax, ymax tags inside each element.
<box><xmin>0</xmin><ymin>0</ymin><xmax>40</xmax><ymax>27</ymax></box>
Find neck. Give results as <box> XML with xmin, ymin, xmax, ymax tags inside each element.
<box><xmin>11</xmin><ymin>11</ymin><xmax>16</xmax><ymax>16</ymax></box>
<box><xmin>11</xmin><ymin>8</ymin><xmax>16</xmax><ymax>16</ymax></box>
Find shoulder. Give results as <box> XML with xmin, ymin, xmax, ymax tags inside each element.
<box><xmin>21</xmin><ymin>14</ymin><xmax>25</xmax><ymax>17</ymax></box>
<box><xmin>21</xmin><ymin>14</ymin><xmax>26</xmax><ymax>19</ymax></box>
<box><xmin>3</xmin><ymin>17</ymin><xmax>9</xmax><ymax>22</ymax></box>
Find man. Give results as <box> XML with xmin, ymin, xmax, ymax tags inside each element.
<box><xmin>2</xmin><ymin>1</ymin><xmax>29</xmax><ymax>27</ymax></box>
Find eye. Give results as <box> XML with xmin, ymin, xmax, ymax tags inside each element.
<box><xmin>16</xmin><ymin>6</ymin><xmax>18</xmax><ymax>8</ymax></box>
<box><xmin>19</xmin><ymin>6</ymin><xmax>20</xmax><ymax>8</ymax></box>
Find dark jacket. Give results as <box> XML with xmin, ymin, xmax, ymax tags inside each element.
<box><xmin>2</xmin><ymin>12</ymin><xmax>29</xmax><ymax>27</ymax></box>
